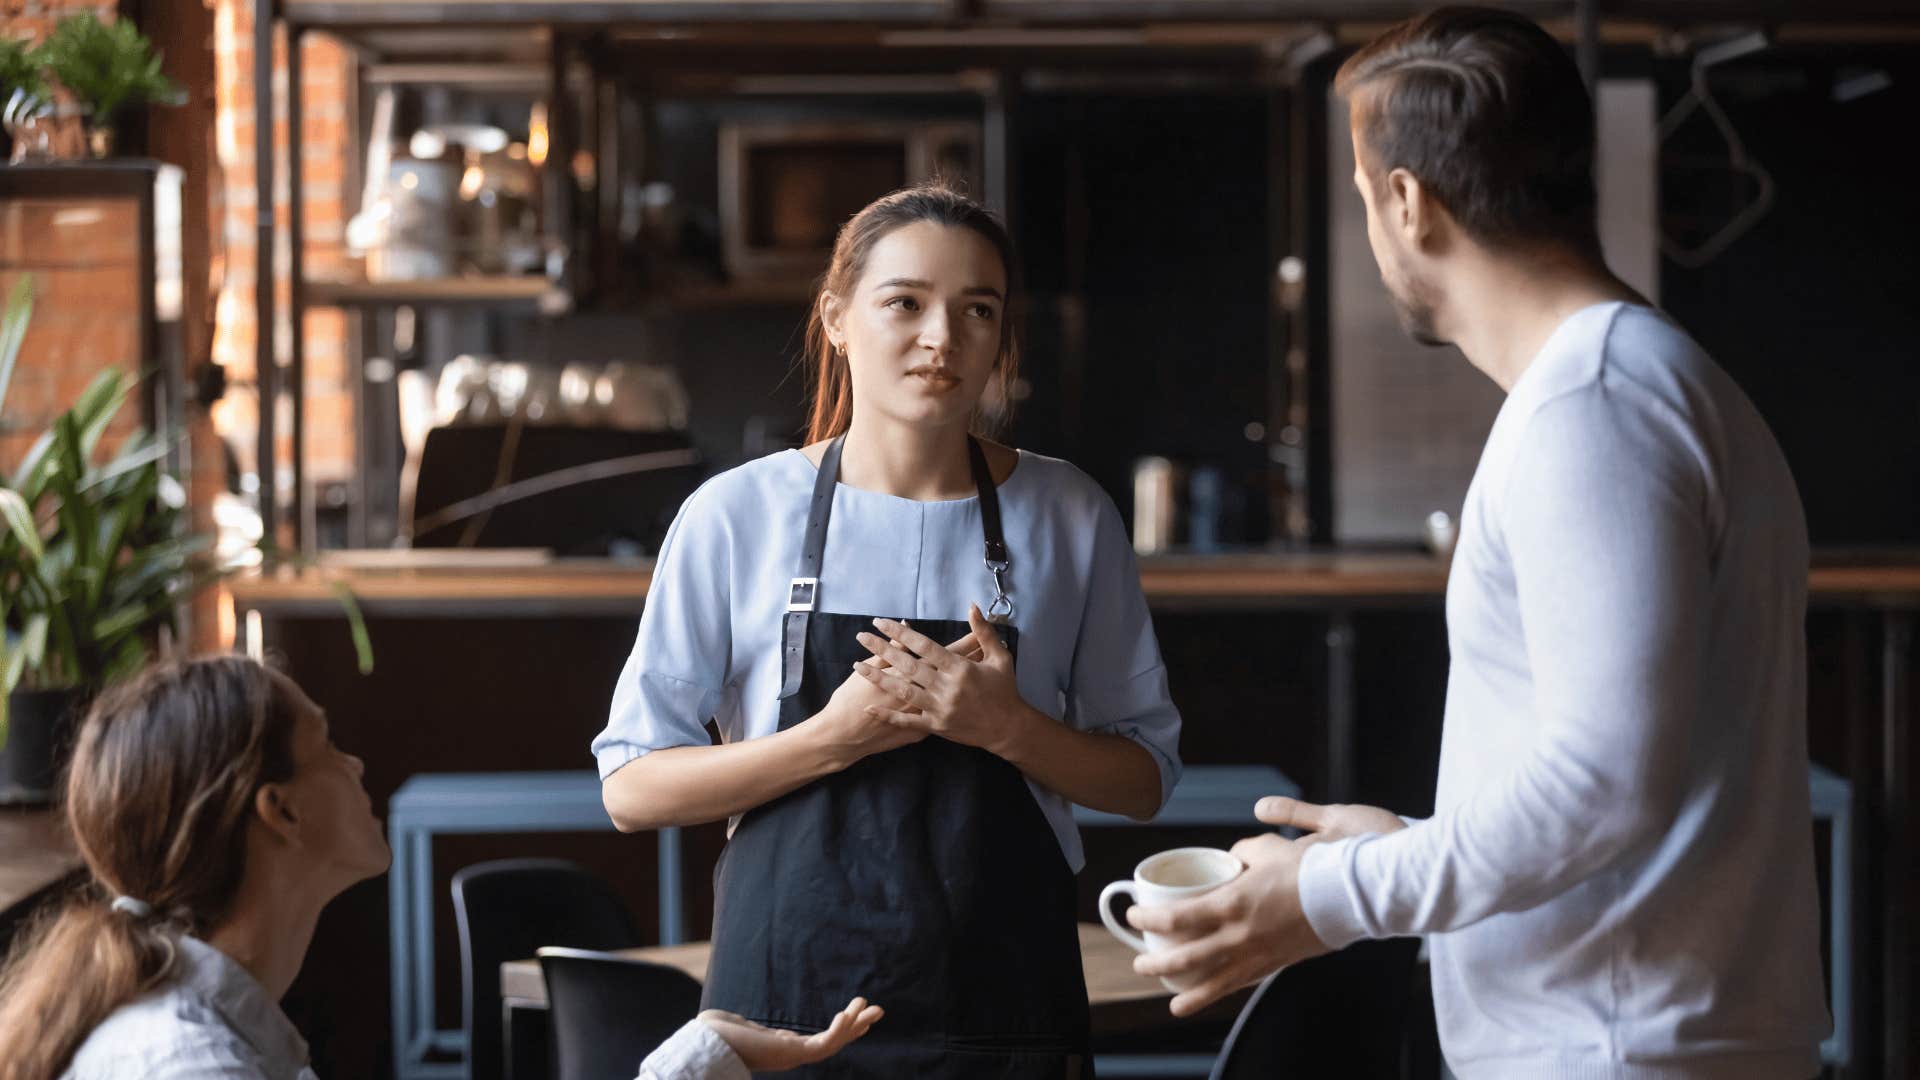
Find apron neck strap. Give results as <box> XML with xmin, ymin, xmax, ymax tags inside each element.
<box><xmin>779</xmin><ymin>436</ymin><xmax>845</xmax><ymax>697</ymax></box>
<box><xmin>798</xmin><ymin>435</ymin><xmax>844</xmax><ymax>585</ymax></box>
<box><xmin>798</xmin><ymin>435</ymin><xmax>1008</xmax><ymax>594</ymax></box>
<box><xmin>967</xmin><ymin>438</ymin><xmax>1015</xmax><ymax>623</ymax></box>
<box><xmin>968</xmin><ymin>437</ymin><xmax>1008</xmax><ymax>566</ymax></box>
<box><xmin>782</xmin><ymin>434</ymin><xmax>1015</xmax><ymax>695</ymax></box>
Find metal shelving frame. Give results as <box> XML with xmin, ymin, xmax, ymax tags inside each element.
<box><xmin>254</xmin><ymin>0</ymin><xmax>1598</xmax><ymax>555</ymax></box>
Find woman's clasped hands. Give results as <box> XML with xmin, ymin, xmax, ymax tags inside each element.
<box><xmin>853</xmin><ymin>604</ymin><xmax>1035</xmax><ymax>756</ymax></box>
<box><xmin>817</xmin><ymin>624</ymin><xmax>988</xmax><ymax>765</ymax></box>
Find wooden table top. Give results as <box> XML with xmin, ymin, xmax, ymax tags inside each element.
<box><xmin>500</xmin><ymin>922</ymin><xmax>1237</xmax><ymax>1036</ymax></box>
<box><xmin>0</xmin><ymin>809</ymin><xmax>81</xmax><ymax>916</ymax></box>
<box><xmin>228</xmin><ymin>549</ymin><xmax>1920</xmax><ymax>613</ymax></box>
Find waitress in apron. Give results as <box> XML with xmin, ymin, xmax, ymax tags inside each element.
<box><xmin>594</xmin><ymin>183</ymin><xmax>1183</xmax><ymax>1077</ymax></box>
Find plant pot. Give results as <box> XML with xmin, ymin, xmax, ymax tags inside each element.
<box><xmin>0</xmin><ymin>687</ymin><xmax>87</xmax><ymax>806</ymax></box>
<box><xmin>2</xmin><ymin>98</ymin><xmax>90</xmax><ymax>163</ymax></box>
<box><xmin>86</xmin><ymin>124</ymin><xmax>114</xmax><ymax>159</ymax></box>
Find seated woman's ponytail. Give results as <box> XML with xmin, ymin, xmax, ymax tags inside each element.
<box><xmin>0</xmin><ymin>656</ymin><xmax>298</xmax><ymax>1080</ymax></box>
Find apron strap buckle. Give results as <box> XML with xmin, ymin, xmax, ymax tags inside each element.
<box><xmin>787</xmin><ymin>577</ymin><xmax>819</xmax><ymax>612</ymax></box>
<box><xmin>984</xmin><ymin>558</ymin><xmax>1015</xmax><ymax>622</ymax></box>
<box><xmin>987</xmin><ymin>592</ymin><xmax>1016</xmax><ymax>622</ymax></box>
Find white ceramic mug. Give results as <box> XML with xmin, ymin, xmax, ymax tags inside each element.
<box><xmin>1098</xmin><ymin>846</ymin><xmax>1244</xmax><ymax>991</ymax></box>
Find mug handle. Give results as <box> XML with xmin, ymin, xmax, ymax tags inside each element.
<box><xmin>1098</xmin><ymin>881</ymin><xmax>1149</xmax><ymax>953</ymax></box>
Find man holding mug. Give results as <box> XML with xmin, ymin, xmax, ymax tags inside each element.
<box><xmin>1128</xmin><ymin>8</ymin><xmax>1830</xmax><ymax>1079</ymax></box>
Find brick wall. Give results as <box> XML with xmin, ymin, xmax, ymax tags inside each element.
<box><xmin>0</xmin><ymin>202</ymin><xmax>145</xmax><ymax>470</ymax></box>
<box><xmin>2</xmin><ymin>1</ymin><xmax>353</xmax><ymax>494</ymax></box>
<box><xmin>0</xmin><ymin>1</ymin><xmax>135</xmax><ymax>473</ymax></box>
<box><xmin>211</xmin><ymin>0</ymin><xmax>354</xmax><ymax>505</ymax></box>
<box><xmin>0</xmin><ymin>0</ymin><xmax>115</xmax><ymax>51</ymax></box>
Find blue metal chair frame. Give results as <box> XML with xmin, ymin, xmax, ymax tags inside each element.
<box><xmin>387</xmin><ymin>771</ymin><xmax>684</xmax><ymax>1080</ymax></box>
<box><xmin>1810</xmin><ymin>763</ymin><xmax>1853</xmax><ymax>1068</ymax></box>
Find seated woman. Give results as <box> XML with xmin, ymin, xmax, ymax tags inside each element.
<box><xmin>0</xmin><ymin>656</ymin><xmax>876</xmax><ymax>1080</ymax></box>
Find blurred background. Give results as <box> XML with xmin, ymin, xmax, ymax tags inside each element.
<box><xmin>2</xmin><ymin>2</ymin><xmax>1917</xmax><ymax>1078</ymax></box>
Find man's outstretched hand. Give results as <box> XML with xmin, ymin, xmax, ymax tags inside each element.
<box><xmin>1255</xmin><ymin>796</ymin><xmax>1407</xmax><ymax>843</ymax></box>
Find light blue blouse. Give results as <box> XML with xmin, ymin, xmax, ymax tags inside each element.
<box><xmin>592</xmin><ymin>448</ymin><xmax>1183</xmax><ymax>871</ymax></box>
<box><xmin>63</xmin><ymin>934</ymin><xmax>315</xmax><ymax>1080</ymax></box>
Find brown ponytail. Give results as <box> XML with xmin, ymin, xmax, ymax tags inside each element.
<box><xmin>0</xmin><ymin>656</ymin><xmax>299</xmax><ymax>1080</ymax></box>
<box><xmin>803</xmin><ymin>182</ymin><xmax>1023</xmax><ymax>445</ymax></box>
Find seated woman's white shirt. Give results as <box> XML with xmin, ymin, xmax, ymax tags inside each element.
<box><xmin>636</xmin><ymin>1019</ymin><xmax>749</xmax><ymax>1080</ymax></box>
<box><xmin>62</xmin><ymin>933</ymin><xmax>317</xmax><ymax>1080</ymax></box>
<box><xmin>592</xmin><ymin>449</ymin><xmax>1184</xmax><ymax>870</ymax></box>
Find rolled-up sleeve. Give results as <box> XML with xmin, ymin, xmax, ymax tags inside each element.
<box><xmin>1065</xmin><ymin>497</ymin><xmax>1183</xmax><ymax>815</ymax></box>
<box><xmin>593</xmin><ymin>480</ymin><xmax>733</xmax><ymax>779</ymax></box>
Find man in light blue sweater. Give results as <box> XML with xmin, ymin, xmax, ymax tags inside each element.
<box><xmin>1128</xmin><ymin>8</ymin><xmax>1830</xmax><ymax>1079</ymax></box>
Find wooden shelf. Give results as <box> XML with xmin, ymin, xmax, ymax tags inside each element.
<box><xmin>225</xmin><ymin>549</ymin><xmax>1920</xmax><ymax>617</ymax></box>
<box><xmin>300</xmin><ymin>276</ymin><xmax>816</xmax><ymax>312</ymax></box>
<box><xmin>302</xmin><ymin>276</ymin><xmax>569</xmax><ymax>310</ymax></box>
<box><xmin>281</xmin><ymin>0</ymin><xmax>1920</xmax><ymax>36</ymax></box>
<box><xmin>285</xmin><ymin>0</ymin><xmax>953</xmax><ymax>30</ymax></box>
<box><xmin>0</xmin><ymin>810</ymin><xmax>81</xmax><ymax>917</ymax></box>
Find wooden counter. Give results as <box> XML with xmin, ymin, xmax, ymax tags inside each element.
<box><xmin>0</xmin><ymin>809</ymin><xmax>81</xmax><ymax>918</ymax></box>
<box><xmin>227</xmin><ymin>549</ymin><xmax>1920</xmax><ymax>616</ymax></box>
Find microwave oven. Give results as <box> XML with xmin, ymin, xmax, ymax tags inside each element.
<box><xmin>718</xmin><ymin>119</ymin><xmax>982</xmax><ymax>283</ymax></box>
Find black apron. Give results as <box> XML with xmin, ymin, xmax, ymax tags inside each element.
<box><xmin>703</xmin><ymin>435</ymin><xmax>1091</xmax><ymax>1078</ymax></box>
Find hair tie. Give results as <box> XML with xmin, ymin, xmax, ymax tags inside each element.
<box><xmin>110</xmin><ymin>895</ymin><xmax>155</xmax><ymax>918</ymax></box>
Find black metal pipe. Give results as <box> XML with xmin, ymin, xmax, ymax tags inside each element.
<box><xmin>287</xmin><ymin>25</ymin><xmax>307</xmax><ymax>554</ymax></box>
<box><xmin>254</xmin><ymin>0</ymin><xmax>277</xmax><ymax>546</ymax></box>
<box><xmin>1884</xmin><ymin>612</ymin><xmax>1913</xmax><ymax>1078</ymax></box>
<box><xmin>1325</xmin><ymin>608</ymin><xmax>1357</xmax><ymax>802</ymax></box>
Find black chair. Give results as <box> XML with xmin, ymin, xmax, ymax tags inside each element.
<box><xmin>452</xmin><ymin>858</ymin><xmax>642</xmax><ymax>1080</ymax></box>
<box><xmin>1210</xmin><ymin>938</ymin><xmax>1425</xmax><ymax>1080</ymax></box>
<box><xmin>536</xmin><ymin>947</ymin><xmax>706</xmax><ymax>1080</ymax></box>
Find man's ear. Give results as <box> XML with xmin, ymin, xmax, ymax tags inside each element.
<box><xmin>1386</xmin><ymin>167</ymin><xmax>1429</xmax><ymax>246</ymax></box>
<box><xmin>1387</xmin><ymin>167</ymin><xmax>1454</xmax><ymax>256</ymax></box>
<box><xmin>253</xmin><ymin>782</ymin><xmax>301</xmax><ymax>846</ymax></box>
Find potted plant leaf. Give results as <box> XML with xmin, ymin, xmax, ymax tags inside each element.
<box><xmin>1</xmin><ymin>36</ymin><xmax>56</xmax><ymax>163</ymax></box>
<box><xmin>0</xmin><ymin>36</ymin><xmax>47</xmax><ymax>105</ymax></box>
<box><xmin>2</xmin><ymin>270</ymin><xmax>376</xmax><ymax>801</ymax></box>
<box><xmin>38</xmin><ymin>12</ymin><xmax>185</xmax><ymax>158</ymax></box>
<box><xmin>0</xmin><ymin>277</ymin><xmax>225</xmax><ymax>800</ymax></box>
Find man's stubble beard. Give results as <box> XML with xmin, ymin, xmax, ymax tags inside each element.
<box><xmin>1387</xmin><ymin>262</ymin><xmax>1449</xmax><ymax>348</ymax></box>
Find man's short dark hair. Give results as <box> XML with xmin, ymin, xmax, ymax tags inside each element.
<box><xmin>1336</xmin><ymin>6</ymin><xmax>1599</xmax><ymax>254</ymax></box>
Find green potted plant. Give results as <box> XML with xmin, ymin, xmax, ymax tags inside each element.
<box><xmin>0</xmin><ymin>279</ymin><xmax>372</xmax><ymax>801</ymax></box>
<box><xmin>0</xmin><ymin>277</ymin><xmax>225</xmax><ymax>801</ymax></box>
<box><xmin>38</xmin><ymin>12</ymin><xmax>185</xmax><ymax>158</ymax></box>
<box><xmin>1</xmin><ymin>36</ymin><xmax>56</xmax><ymax>163</ymax></box>
<box><xmin>0</xmin><ymin>37</ymin><xmax>47</xmax><ymax>105</ymax></box>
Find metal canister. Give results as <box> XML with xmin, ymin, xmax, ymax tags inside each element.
<box><xmin>1132</xmin><ymin>456</ymin><xmax>1177</xmax><ymax>555</ymax></box>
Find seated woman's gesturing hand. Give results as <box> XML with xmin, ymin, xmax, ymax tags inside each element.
<box><xmin>853</xmin><ymin>605</ymin><xmax>1035</xmax><ymax>757</ymax></box>
<box><xmin>697</xmin><ymin>997</ymin><xmax>884</xmax><ymax>1072</ymax></box>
